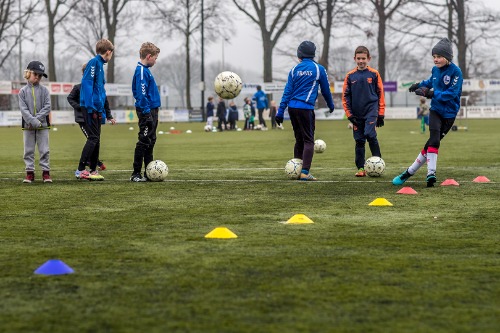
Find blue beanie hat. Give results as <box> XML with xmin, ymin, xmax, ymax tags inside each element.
<box><xmin>297</xmin><ymin>41</ymin><xmax>316</xmax><ymax>59</ymax></box>
<box><xmin>432</xmin><ymin>38</ymin><xmax>453</xmax><ymax>62</ymax></box>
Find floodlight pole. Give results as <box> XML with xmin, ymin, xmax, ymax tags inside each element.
<box><xmin>201</xmin><ymin>0</ymin><xmax>205</xmax><ymax>122</ymax></box>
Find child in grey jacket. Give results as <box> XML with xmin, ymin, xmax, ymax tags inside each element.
<box><xmin>19</xmin><ymin>61</ymin><xmax>52</xmax><ymax>183</ymax></box>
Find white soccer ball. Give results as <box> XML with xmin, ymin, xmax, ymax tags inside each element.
<box><xmin>314</xmin><ymin>139</ymin><xmax>326</xmax><ymax>153</ymax></box>
<box><xmin>214</xmin><ymin>71</ymin><xmax>243</xmax><ymax>99</ymax></box>
<box><xmin>204</xmin><ymin>125</ymin><xmax>211</xmax><ymax>132</ymax></box>
<box><xmin>364</xmin><ymin>156</ymin><xmax>385</xmax><ymax>177</ymax></box>
<box><xmin>146</xmin><ymin>160</ymin><xmax>169</xmax><ymax>182</ymax></box>
<box><xmin>284</xmin><ymin>158</ymin><xmax>303</xmax><ymax>179</ymax></box>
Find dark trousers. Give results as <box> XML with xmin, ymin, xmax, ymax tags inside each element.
<box><xmin>133</xmin><ymin>108</ymin><xmax>159</xmax><ymax>174</ymax></box>
<box><xmin>258</xmin><ymin>108</ymin><xmax>267</xmax><ymax>127</ymax></box>
<box><xmin>424</xmin><ymin>110</ymin><xmax>455</xmax><ymax>151</ymax></box>
<box><xmin>78</xmin><ymin>109</ymin><xmax>102</xmax><ymax>171</ymax></box>
<box><xmin>288</xmin><ymin>107</ymin><xmax>315</xmax><ymax>171</ymax></box>
<box><xmin>217</xmin><ymin>117</ymin><xmax>227</xmax><ymax>131</ymax></box>
<box><xmin>352</xmin><ymin>114</ymin><xmax>381</xmax><ymax>169</ymax></box>
<box><xmin>78</xmin><ymin>122</ymin><xmax>103</xmax><ymax>166</ymax></box>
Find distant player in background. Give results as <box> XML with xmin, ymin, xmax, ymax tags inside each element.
<box><xmin>205</xmin><ymin>96</ymin><xmax>214</xmax><ymax>130</ymax></box>
<box><xmin>342</xmin><ymin>45</ymin><xmax>385</xmax><ymax>177</ymax></box>
<box><xmin>76</xmin><ymin>38</ymin><xmax>114</xmax><ymax>181</ymax></box>
<box><xmin>393</xmin><ymin>38</ymin><xmax>463</xmax><ymax>187</ymax></box>
<box><xmin>243</xmin><ymin>97</ymin><xmax>252</xmax><ymax>130</ymax></box>
<box><xmin>275</xmin><ymin>40</ymin><xmax>335</xmax><ymax>181</ymax></box>
<box><xmin>269</xmin><ymin>100</ymin><xmax>277</xmax><ymax>129</ymax></box>
<box><xmin>130</xmin><ymin>42</ymin><xmax>161</xmax><ymax>182</ymax></box>
<box><xmin>417</xmin><ymin>97</ymin><xmax>429</xmax><ymax>134</ymax></box>
<box><xmin>216</xmin><ymin>97</ymin><xmax>228</xmax><ymax>131</ymax></box>
<box><xmin>67</xmin><ymin>62</ymin><xmax>115</xmax><ymax>176</ymax></box>
<box><xmin>19</xmin><ymin>61</ymin><xmax>52</xmax><ymax>183</ymax></box>
<box><xmin>253</xmin><ymin>85</ymin><xmax>268</xmax><ymax>129</ymax></box>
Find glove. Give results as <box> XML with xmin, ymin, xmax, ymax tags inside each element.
<box><xmin>275</xmin><ymin>115</ymin><xmax>283</xmax><ymax>126</ymax></box>
<box><xmin>376</xmin><ymin>115</ymin><xmax>385</xmax><ymax>128</ymax></box>
<box><xmin>415</xmin><ymin>87</ymin><xmax>434</xmax><ymax>99</ymax></box>
<box><xmin>409</xmin><ymin>82</ymin><xmax>420</xmax><ymax>92</ymax></box>
<box><xmin>348</xmin><ymin>116</ymin><xmax>359</xmax><ymax>127</ymax></box>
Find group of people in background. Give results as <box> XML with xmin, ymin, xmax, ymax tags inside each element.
<box><xmin>208</xmin><ymin>85</ymin><xmax>280</xmax><ymax>131</ymax></box>
<box><xmin>19</xmin><ymin>36</ymin><xmax>462</xmax><ymax>187</ymax></box>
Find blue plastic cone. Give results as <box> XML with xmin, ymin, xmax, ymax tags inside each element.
<box><xmin>34</xmin><ymin>259</ymin><xmax>74</xmax><ymax>275</ymax></box>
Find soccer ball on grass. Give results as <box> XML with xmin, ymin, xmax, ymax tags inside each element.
<box><xmin>214</xmin><ymin>71</ymin><xmax>242</xmax><ymax>99</ymax></box>
<box><xmin>364</xmin><ymin>156</ymin><xmax>385</xmax><ymax>177</ymax></box>
<box><xmin>146</xmin><ymin>160</ymin><xmax>169</xmax><ymax>182</ymax></box>
<box><xmin>284</xmin><ymin>158</ymin><xmax>303</xmax><ymax>179</ymax></box>
<box><xmin>314</xmin><ymin>139</ymin><xmax>326</xmax><ymax>153</ymax></box>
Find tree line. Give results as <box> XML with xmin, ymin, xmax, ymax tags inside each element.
<box><xmin>1</xmin><ymin>0</ymin><xmax>499</xmax><ymax>109</ymax></box>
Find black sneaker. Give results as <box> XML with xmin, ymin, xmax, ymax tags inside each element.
<box><xmin>426</xmin><ymin>173</ymin><xmax>437</xmax><ymax>187</ymax></box>
<box><xmin>130</xmin><ymin>173</ymin><xmax>146</xmax><ymax>182</ymax></box>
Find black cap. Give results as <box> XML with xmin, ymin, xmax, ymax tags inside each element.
<box><xmin>432</xmin><ymin>38</ymin><xmax>453</xmax><ymax>62</ymax></box>
<box><xmin>27</xmin><ymin>61</ymin><xmax>48</xmax><ymax>78</ymax></box>
<box><xmin>297</xmin><ymin>41</ymin><xmax>316</xmax><ymax>59</ymax></box>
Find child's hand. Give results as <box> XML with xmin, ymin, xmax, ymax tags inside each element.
<box><xmin>409</xmin><ymin>82</ymin><xmax>420</xmax><ymax>92</ymax></box>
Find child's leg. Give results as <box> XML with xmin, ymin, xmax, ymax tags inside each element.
<box><xmin>37</xmin><ymin>129</ymin><xmax>50</xmax><ymax>171</ymax></box>
<box><xmin>144</xmin><ymin>109</ymin><xmax>159</xmax><ymax>172</ymax></box>
<box><xmin>365</xmin><ymin>115</ymin><xmax>381</xmax><ymax>158</ymax></box>
<box><xmin>408</xmin><ymin>149</ymin><xmax>427</xmax><ymax>175</ymax></box>
<box><xmin>23</xmin><ymin>130</ymin><xmax>36</xmax><ymax>171</ymax></box>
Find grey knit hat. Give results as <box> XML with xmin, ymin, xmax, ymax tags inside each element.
<box><xmin>297</xmin><ymin>41</ymin><xmax>316</xmax><ymax>59</ymax></box>
<box><xmin>432</xmin><ymin>38</ymin><xmax>453</xmax><ymax>62</ymax></box>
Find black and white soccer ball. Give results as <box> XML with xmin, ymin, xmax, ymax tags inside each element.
<box><xmin>314</xmin><ymin>139</ymin><xmax>326</xmax><ymax>153</ymax></box>
<box><xmin>284</xmin><ymin>158</ymin><xmax>303</xmax><ymax>179</ymax></box>
<box><xmin>214</xmin><ymin>71</ymin><xmax>242</xmax><ymax>99</ymax></box>
<box><xmin>146</xmin><ymin>160</ymin><xmax>169</xmax><ymax>181</ymax></box>
<box><xmin>364</xmin><ymin>156</ymin><xmax>385</xmax><ymax>177</ymax></box>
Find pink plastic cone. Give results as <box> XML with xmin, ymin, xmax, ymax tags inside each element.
<box><xmin>473</xmin><ymin>176</ymin><xmax>490</xmax><ymax>183</ymax></box>
<box><xmin>440</xmin><ymin>179</ymin><xmax>460</xmax><ymax>186</ymax></box>
<box><xmin>397</xmin><ymin>186</ymin><xmax>418</xmax><ymax>195</ymax></box>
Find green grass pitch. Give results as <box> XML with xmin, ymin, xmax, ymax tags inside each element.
<box><xmin>0</xmin><ymin>119</ymin><xmax>499</xmax><ymax>333</ymax></box>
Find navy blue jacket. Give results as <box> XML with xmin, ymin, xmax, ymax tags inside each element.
<box><xmin>418</xmin><ymin>62</ymin><xmax>462</xmax><ymax>118</ymax></box>
<box><xmin>206</xmin><ymin>101</ymin><xmax>214</xmax><ymax>117</ymax></box>
<box><xmin>132</xmin><ymin>62</ymin><xmax>161</xmax><ymax>114</ymax></box>
<box><xmin>278</xmin><ymin>59</ymin><xmax>334</xmax><ymax>116</ymax></box>
<box><xmin>342</xmin><ymin>66</ymin><xmax>385</xmax><ymax>119</ymax></box>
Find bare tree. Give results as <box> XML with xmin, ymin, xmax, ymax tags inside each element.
<box><xmin>62</xmin><ymin>0</ymin><xmax>108</xmax><ymax>58</ymax></box>
<box><xmin>151</xmin><ymin>0</ymin><xmax>226</xmax><ymax>110</ymax></box>
<box><xmin>232</xmin><ymin>0</ymin><xmax>310</xmax><ymax>83</ymax></box>
<box><xmin>44</xmin><ymin>0</ymin><xmax>76</xmax><ymax>82</ymax></box>
<box><xmin>97</xmin><ymin>0</ymin><xmax>128</xmax><ymax>84</ymax></box>
<box><xmin>366</xmin><ymin>0</ymin><xmax>413</xmax><ymax>81</ymax></box>
<box><xmin>0</xmin><ymin>0</ymin><xmax>38</xmax><ymax>71</ymax></box>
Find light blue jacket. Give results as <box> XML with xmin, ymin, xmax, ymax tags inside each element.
<box><xmin>277</xmin><ymin>59</ymin><xmax>334</xmax><ymax>116</ymax></box>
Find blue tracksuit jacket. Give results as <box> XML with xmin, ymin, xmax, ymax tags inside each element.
<box><xmin>253</xmin><ymin>90</ymin><xmax>268</xmax><ymax>109</ymax></box>
<box><xmin>80</xmin><ymin>54</ymin><xmax>107</xmax><ymax>114</ymax></box>
<box><xmin>418</xmin><ymin>62</ymin><xmax>463</xmax><ymax>118</ymax></box>
<box><xmin>277</xmin><ymin>59</ymin><xmax>334</xmax><ymax>116</ymax></box>
<box><xmin>132</xmin><ymin>62</ymin><xmax>161</xmax><ymax>114</ymax></box>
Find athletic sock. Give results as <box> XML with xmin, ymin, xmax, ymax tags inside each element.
<box><xmin>427</xmin><ymin>147</ymin><xmax>438</xmax><ymax>175</ymax></box>
<box><xmin>301</xmin><ymin>169</ymin><xmax>309</xmax><ymax>175</ymax></box>
<box><xmin>408</xmin><ymin>150</ymin><xmax>427</xmax><ymax>175</ymax></box>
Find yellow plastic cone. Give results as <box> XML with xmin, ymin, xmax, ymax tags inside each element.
<box><xmin>204</xmin><ymin>227</ymin><xmax>238</xmax><ymax>239</ymax></box>
<box><xmin>368</xmin><ymin>198</ymin><xmax>393</xmax><ymax>206</ymax></box>
<box><xmin>285</xmin><ymin>214</ymin><xmax>314</xmax><ymax>224</ymax></box>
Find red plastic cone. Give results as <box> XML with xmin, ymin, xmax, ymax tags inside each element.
<box><xmin>397</xmin><ymin>186</ymin><xmax>418</xmax><ymax>195</ymax></box>
<box><xmin>440</xmin><ymin>179</ymin><xmax>459</xmax><ymax>186</ymax></box>
<box><xmin>473</xmin><ymin>176</ymin><xmax>490</xmax><ymax>183</ymax></box>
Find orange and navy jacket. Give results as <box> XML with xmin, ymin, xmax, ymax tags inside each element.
<box><xmin>342</xmin><ymin>66</ymin><xmax>385</xmax><ymax>119</ymax></box>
